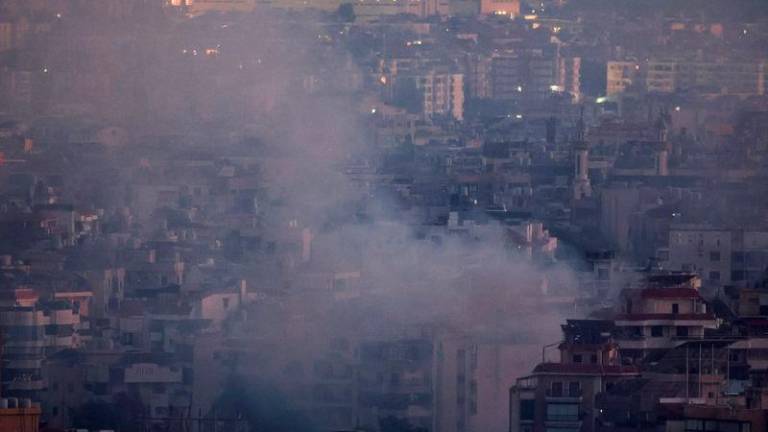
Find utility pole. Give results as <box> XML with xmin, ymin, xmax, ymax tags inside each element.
<box><xmin>685</xmin><ymin>345</ymin><xmax>689</xmax><ymax>402</ymax></box>
<box><xmin>698</xmin><ymin>342</ymin><xmax>703</xmax><ymax>398</ymax></box>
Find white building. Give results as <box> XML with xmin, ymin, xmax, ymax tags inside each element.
<box><xmin>417</xmin><ymin>72</ymin><xmax>464</xmax><ymax>121</ymax></box>
<box><xmin>661</xmin><ymin>225</ymin><xmax>768</xmax><ymax>288</ymax></box>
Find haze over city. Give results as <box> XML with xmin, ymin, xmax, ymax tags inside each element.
<box><xmin>0</xmin><ymin>1</ymin><xmax>767</xmax><ymax>432</ymax></box>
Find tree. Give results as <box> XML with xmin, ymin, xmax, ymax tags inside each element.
<box><xmin>393</xmin><ymin>77</ymin><xmax>423</xmax><ymax>114</ymax></box>
<box><xmin>379</xmin><ymin>416</ymin><xmax>429</xmax><ymax>432</ymax></box>
<box><xmin>213</xmin><ymin>376</ymin><xmax>318</xmax><ymax>432</ymax></box>
<box><xmin>336</xmin><ymin>3</ymin><xmax>356</xmax><ymax>22</ymax></box>
<box><xmin>72</xmin><ymin>401</ymin><xmax>118</xmax><ymax>431</ymax></box>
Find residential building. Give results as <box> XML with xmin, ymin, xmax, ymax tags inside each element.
<box><xmin>480</xmin><ymin>0</ymin><xmax>520</xmax><ymax>17</ymax></box>
<box><xmin>416</xmin><ymin>71</ymin><xmax>465</xmax><ymax>121</ymax></box>
<box><xmin>606</xmin><ymin>61</ymin><xmax>640</xmax><ymax>96</ymax></box>
<box><xmin>613</xmin><ymin>274</ymin><xmax>717</xmax><ymax>363</ymax></box>
<box><xmin>186</xmin><ymin>0</ymin><xmax>257</xmax><ymax>15</ymax></box>
<box><xmin>510</xmin><ymin>319</ymin><xmax>640</xmax><ymax>432</ymax></box>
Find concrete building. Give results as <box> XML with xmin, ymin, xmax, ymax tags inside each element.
<box><xmin>662</xmin><ymin>226</ymin><xmax>768</xmax><ymax>288</ymax></box>
<box><xmin>480</xmin><ymin>0</ymin><xmax>520</xmax><ymax>17</ymax></box>
<box><xmin>186</xmin><ymin>0</ymin><xmax>257</xmax><ymax>15</ymax></box>
<box><xmin>613</xmin><ymin>274</ymin><xmax>717</xmax><ymax>363</ymax></box>
<box><xmin>599</xmin><ymin>183</ymin><xmax>641</xmax><ymax>252</ymax></box>
<box><xmin>358</xmin><ymin>334</ymin><xmax>434</xmax><ymax>430</ymax></box>
<box><xmin>662</xmin><ymin>402</ymin><xmax>767</xmax><ymax>432</ymax></box>
<box><xmin>572</xmin><ymin>113</ymin><xmax>591</xmax><ymax>200</ymax></box>
<box><xmin>510</xmin><ymin>320</ymin><xmax>640</xmax><ymax>432</ymax></box>
<box><xmin>647</xmin><ymin>60</ymin><xmax>766</xmax><ymax>97</ymax></box>
<box><xmin>608</xmin><ymin>59</ymin><xmax>767</xmax><ymax>97</ymax></box>
<box><xmin>433</xmin><ymin>333</ymin><xmax>535</xmax><ymax>432</ymax></box>
<box><xmin>488</xmin><ymin>48</ymin><xmax>575</xmax><ymax>102</ymax></box>
<box><xmin>0</xmin><ymin>334</ymin><xmax>41</xmax><ymax>432</ymax></box>
<box><xmin>0</xmin><ymin>298</ymin><xmax>82</xmax><ymax>400</ymax></box>
<box><xmin>417</xmin><ymin>71</ymin><xmax>465</xmax><ymax>121</ymax></box>
<box><xmin>606</xmin><ymin>61</ymin><xmax>640</xmax><ymax>96</ymax></box>
<box><xmin>0</xmin><ymin>399</ymin><xmax>41</xmax><ymax>432</ymax></box>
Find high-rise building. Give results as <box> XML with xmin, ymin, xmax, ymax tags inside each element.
<box><xmin>417</xmin><ymin>71</ymin><xmax>465</xmax><ymax>121</ymax></box>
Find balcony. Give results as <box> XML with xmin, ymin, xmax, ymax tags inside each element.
<box><xmin>545</xmin><ymin>411</ymin><xmax>583</xmax><ymax>428</ymax></box>
<box><xmin>546</xmin><ymin>414</ymin><xmax>582</xmax><ymax>422</ymax></box>
<box><xmin>546</xmin><ymin>388</ymin><xmax>582</xmax><ymax>402</ymax></box>
<box><xmin>4</xmin><ymin>358</ymin><xmax>43</xmax><ymax>369</ymax></box>
<box><xmin>616</xmin><ymin>337</ymin><xmax>680</xmax><ymax>350</ymax></box>
<box><xmin>516</xmin><ymin>376</ymin><xmax>538</xmax><ymax>390</ymax></box>
<box><xmin>4</xmin><ymin>378</ymin><xmax>46</xmax><ymax>391</ymax></box>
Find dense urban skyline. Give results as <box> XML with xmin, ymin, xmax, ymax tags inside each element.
<box><xmin>0</xmin><ymin>1</ymin><xmax>767</xmax><ymax>432</ymax></box>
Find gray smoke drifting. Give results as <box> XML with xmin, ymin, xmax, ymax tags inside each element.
<box><xmin>16</xmin><ymin>5</ymin><xmax>581</xmax><ymax>429</ymax></box>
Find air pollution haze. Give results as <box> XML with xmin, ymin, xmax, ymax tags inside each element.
<box><xmin>2</xmin><ymin>1</ymin><xmax>766</xmax><ymax>432</ymax></box>
<box><xmin>170</xmin><ymin>10</ymin><xmax>580</xmax><ymax>430</ymax></box>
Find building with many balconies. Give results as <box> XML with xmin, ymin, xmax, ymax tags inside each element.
<box><xmin>613</xmin><ymin>274</ymin><xmax>718</xmax><ymax>364</ymax></box>
<box><xmin>510</xmin><ymin>320</ymin><xmax>640</xmax><ymax>432</ymax></box>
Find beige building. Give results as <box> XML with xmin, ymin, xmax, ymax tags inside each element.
<box><xmin>661</xmin><ymin>225</ymin><xmax>768</xmax><ymax>288</ymax></box>
<box><xmin>606</xmin><ymin>61</ymin><xmax>640</xmax><ymax>95</ymax></box>
<box><xmin>613</xmin><ymin>274</ymin><xmax>718</xmax><ymax>363</ymax></box>
<box><xmin>260</xmin><ymin>0</ymin><xmax>341</xmax><ymax>10</ymax></box>
<box><xmin>608</xmin><ymin>59</ymin><xmax>767</xmax><ymax>97</ymax></box>
<box><xmin>186</xmin><ymin>0</ymin><xmax>257</xmax><ymax>14</ymax></box>
<box><xmin>480</xmin><ymin>0</ymin><xmax>520</xmax><ymax>17</ymax></box>
<box><xmin>417</xmin><ymin>71</ymin><xmax>465</xmax><ymax>121</ymax></box>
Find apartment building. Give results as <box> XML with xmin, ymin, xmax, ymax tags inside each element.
<box><xmin>510</xmin><ymin>320</ymin><xmax>640</xmax><ymax>432</ymax></box>
<box><xmin>613</xmin><ymin>274</ymin><xmax>717</xmax><ymax>363</ymax></box>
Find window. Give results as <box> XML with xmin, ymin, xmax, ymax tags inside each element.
<box><xmin>222</xmin><ymin>297</ymin><xmax>230</xmax><ymax>309</ymax></box>
<box><xmin>572</xmin><ymin>354</ymin><xmax>583</xmax><ymax>363</ymax></box>
<box><xmin>684</xmin><ymin>419</ymin><xmax>751</xmax><ymax>432</ymax></box>
<box><xmin>568</xmin><ymin>381</ymin><xmax>581</xmax><ymax>397</ymax></box>
<box><xmin>676</xmin><ymin>326</ymin><xmax>689</xmax><ymax>338</ymax></box>
<box><xmin>590</xmin><ymin>354</ymin><xmax>598</xmax><ymax>364</ymax></box>
<box><xmin>550</xmin><ymin>382</ymin><xmax>563</xmax><ymax>397</ymax></box>
<box><xmin>672</xmin><ymin>303</ymin><xmax>679</xmax><ymax>314</ymax></box>
<box><xmin>597</xmin><ymin>268</ymin><xmax>610</xmax><ymax>280</ymax></box>
<box><xmin>469</xmin><ymin>381</ymin><xmax>478</xmax><ymax>414</ymax></box>
<box><xmin>732</xmin><ymin>252</ymin><xmax>745</xmax><ymax>263</ymax></box>
<box><xmin>546</xmin><ymin>403</ymin><xmax>579</xmax><ymax>421</ymax></box>
<box><xmin>709</xmin><ymin>271</ymin><xmax>720</xmax><ymax>281</ymax></box>
<box><xmin>710</xmin><ymin>251</ymin><xmax>720</xmax><ymax>262</ymax></box>
<box><xmin>651</xmin><ymin>326</ymin><xmax>664</xmax><ymax>337</ymax></box>
<box><xmin>519</xmin><ymin>399</ymin><xmax>535</xmax><ymax>420</ymax></box>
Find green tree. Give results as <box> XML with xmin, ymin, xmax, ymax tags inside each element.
<box><xmin>379</xmin><ymin>416</ymin><xmax>429</xmax><ymax>432</ymax></box>
<box><xmin>336</xmin><ymin>3</ymin><xmax>356</xmax><ymax>22</ymax></box>
<box><xmin>213</xmin><ymin>376</ymin><xmax>318</xmax><ymax>432</ymax></box>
